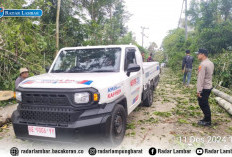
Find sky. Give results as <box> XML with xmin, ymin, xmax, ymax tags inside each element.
<box><xmin>124</xmin><ymin>0</ymin><xmax>188</xmax><ymax>48</ymax></box>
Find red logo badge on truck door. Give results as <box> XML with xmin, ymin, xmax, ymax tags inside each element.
<box><xmin>130</xmin><ymin>77</ymin><xmax>140</xmax><ymax>86</ymax></box>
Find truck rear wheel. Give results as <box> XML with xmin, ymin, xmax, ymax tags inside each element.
<box><xmin>106</xmin><ymin>104</ymin><xmax>126</xmax><ymax>146</ymax></box>
<box><xmin>143</xmin><ymin>88</ymin><xmax>153</xmax><ymax>107</ymax></box>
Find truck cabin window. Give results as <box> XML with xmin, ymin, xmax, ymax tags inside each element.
<box><xmin>51</xmin><ymin>48</ymin><xmax>121</xmax><ymax>73</ymax></box>
<box><xmin>124</xmin><ymin>50</ymin><xmax>137</xmax><ymax>71</ymax></box>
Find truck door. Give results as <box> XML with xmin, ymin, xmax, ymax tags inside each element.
<box><xmin>125</xmin><ymin>48</ymin><xmax>142</xmax><ymax>113</ymax></box>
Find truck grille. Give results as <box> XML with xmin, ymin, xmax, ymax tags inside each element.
<box><xmin>19</xmin><ymin>106</ymin><xmax>79</xmax><ymax>124</ymax></box>
<box><xmin>20</xmin><ymin>110</ymin><xmax>70</xmax><ymax>123</ymax></box>
<box><xmin>23</xmin><ymin>93</ymin><xmax>69</xmax><ymax>106</ymax></box>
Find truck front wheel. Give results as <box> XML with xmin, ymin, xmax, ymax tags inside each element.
<box><xmin>106</xmin><ymin>104</ymin><xmax>126</xmax><ymax>146</ymax></box>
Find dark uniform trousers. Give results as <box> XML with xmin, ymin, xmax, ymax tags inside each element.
<box><xmin>198</xmin><ymin>89</ymin><xmax>212</xmax><ymax>122</ymax></box>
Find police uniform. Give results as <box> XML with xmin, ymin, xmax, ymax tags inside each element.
<box><xmin>197</xmin><ymin>54</ymin><xmax>214</xmax><ymax>123</ymax></box>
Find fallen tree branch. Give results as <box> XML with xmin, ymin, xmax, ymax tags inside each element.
<box><xmin>215</xmin><ymin>97</ymin><xmax>232</xmax><ymax>115</ymax></box>
<box><xmin>217</xmin><ymin>85</ymin><xmax>232</xmax><ymax>95</ymax></box>
<box><xmin>212</xmin><ymin>88</ymin><xmax>232</xmax><ymax>104</ymax></box>
<box><xmin>0</xmin><ymin>47</ymin><xmax>42</xmax><ymax>68</ymax></box>
<box><xmin>0</xmin><ymin>91</ymin><xmax>14</xmax><ymax>101</ymax></box>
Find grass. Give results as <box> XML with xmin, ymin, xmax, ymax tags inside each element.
<box><xmin>153</xmin><ymin>111</ymin><xmax>172</xmax><ymax>117</ymax></box>
<box><xmin>126</xmin><ymin>131</ymin><xmax>136</xmax><ymax>137</ymax></box>
<box><xmin>163</xmin><ymin>97</ymin><xmax>171</xmax><ymax>102</ymax></box>
<box><xmin>126</xmin><ymin>122</ymin><xmax>136</xmax><ymax>130</ymax></box>
<box><xmin>145</xmin><ymin>117</ymin><xmax>159</xmax><ymax>123</ymax></box>
<box><xmin>134</xmin><ymin>107</ymin><xmax>143</xmax><ymax>112</ymax></box>
<box><xmin>141</xmin><ymin>127</ymin><xmax>145</xmax><ymax>130</ymax></box>
<box><xmin>178</xmin><ymin>118</ymin><xmax>190</xmax><ymax>124</ymax></box>
<box><xmin>167</xmin><ymin>68</ymin><xmax>232</xmax><ymax>129</ymax></box>
<box><xmin>0</xmin><ymin>99</ymin><xmax>17</xmax><ymax>107</ymax></box>
<box><xmin>226</xmin><ymin>126</ymin><xmax>232</xmax><ymax>134</ymax></box>
<box><xmin>187</xmin><ymin>105</ymin><xmax>199</xmax><ymax>110</ymax></box>
<box><xmin>124</xmin><ymin>68</ymin><xmax>232</xmax><ymax>146</ymax></box>
<box><xmin>192</xmin><ymin>122</ymin><xmax>198</xmax><ymax>127</ymax></box>
<box><xmin>143</xmin><ymin>111</ymin><xmax>150</xmax><ymax>115</ymax></box>
<box><xmin>138</xmin><ymin>117</ymin><xmax>159</xmax><ymax>124</ymax></box>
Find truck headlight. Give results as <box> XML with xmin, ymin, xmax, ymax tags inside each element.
<box><xmin>16</xmin><ymin>91</ymin><xmax>22</xmax><ymax>101</ymax></box>
<box><xmin>74</xmin><ymin>92</ymin><xmax>90</xmax><ymax>104</ymax></box>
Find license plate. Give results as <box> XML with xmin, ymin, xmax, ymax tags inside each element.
<box><xmin>28</xmin><ymin>126</ymin><xmax>56</xmax><ymax>138</ymax></box>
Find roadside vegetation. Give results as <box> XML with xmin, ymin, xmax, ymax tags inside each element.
<box><xmin>162</xmin><ymin>0</ymin><xmax>232</xmax><ymax>89</ymax></box>
<box><xmin>0</xmin><ymin>0</ymin><xmax>157</xmax><ymax>106</ymax></box>
<box><xmin>0</xmin><ymin>0</ymin><xmax>131</xmax><ymax>91</ymax></box>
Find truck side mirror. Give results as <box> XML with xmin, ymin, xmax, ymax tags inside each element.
<box><xmin>127</xmin><ymin>64</ymin><xmax>140</xmax><ymax>77</ymax></box>
<box><xmin>45</xmin><ymin>66</ymin><xmax>51</xmax><ymax>73</ymax></box>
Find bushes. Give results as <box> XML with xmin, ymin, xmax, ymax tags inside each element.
<box><xmin>198</xmin><ymin>21</ymin><xmax>232</xmax><ymax>53</ymax></box>
<box><xmin>162</xmin><ymin>28</ymin><xmax>232</xmax><ymax>88</ymax></box>
<box><xmin>0</xmin><ymin>0</ymin><xmax>133</xmax><ymax>91</ymax></box>
<box><xmin>211</xmin><ymin>50</ymin><xmax>232</xmax><ymax>88</ymax></box>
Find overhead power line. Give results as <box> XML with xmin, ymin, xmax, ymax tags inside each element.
<box><xmin>141</xmin><ymin>26</ymin><xmax>149</xmax><ymax>47</ymax></box>
<box><xmin>178</xmin><ymin>0</ymin><xmax>185</xmax><ymax>28</ymax></box>
<box><xmin>185</xmin><ymin>0</ymin><xmax>188</xmax><ymax>40</ymax></box>
<box><xmin>178</xmin><ymin>0</ymin><xmax>188</xmax><ymax>41</ymax></box>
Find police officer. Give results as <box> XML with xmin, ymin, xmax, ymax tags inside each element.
<box><xmin>196</xmin><ymin>49</ymin><xmax>214</xmax><ymax>126</ymax></box>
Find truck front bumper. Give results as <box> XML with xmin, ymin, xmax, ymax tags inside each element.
<box><xmin>11</xmin><ymin>95</ymin><xmax>128</xmax><ymax>142</ymax></box>
<box><xmin>12</xmin><ymin>110</ymin><xmax>111</xmax><ymax>142</ymax></box>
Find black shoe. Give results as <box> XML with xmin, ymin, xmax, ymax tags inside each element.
<box><xmin>197</xmin><ymin>120</ymin><xmax>211</xmax><ymax>126</ymax></box>
<box><xmin>199</xmin><ymin>118</ymin><xmax>205</xmax><ymax>122</ymax></box>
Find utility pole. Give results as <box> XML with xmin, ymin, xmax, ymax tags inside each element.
<box><xmin>185</xmin><ymin>0</ymin><xmax>188</xmax><ymax>41</ymax></box>
<box><xmin>56</xmin><ymin>0</ymin><xmax>61</xmax><ymax>56</ymax></box>
<box><xmin>178</xmin><ymin>0</ymin><xmax>185</xmax><ymax>28</ymax></box>
<box><xmin>141</xmin><ymin>26</ymin><xmax>149</xmax><ymax>47</ymax></box>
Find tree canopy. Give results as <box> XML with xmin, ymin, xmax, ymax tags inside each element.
<box><xmin>0</xmin><ymin>0</ymin><xmax>140</xmax><ymax>90</ymax></box>
<box><xmin>162</xmin><ymin>0</ymin><xmax>232</xmax><ymax>88</ymax></box>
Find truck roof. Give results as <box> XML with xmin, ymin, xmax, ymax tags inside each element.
<box><xmin>60</xmin><ymin>45</ymin><xmax>137</xmax><ymax>51</ymax></box>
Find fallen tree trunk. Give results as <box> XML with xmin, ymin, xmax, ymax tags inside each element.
<box><xmin>212</xmin><ymin>88</ymin><xmax>232</xmax><ymax>104</ymax></box>
<box><xmin>218</xmin><ymin>86</ymin><xmax>232</xmax><ymax>95</ymax></box>
<box><xmin>0</xmin><ymin>91</ymin><xmax>14</xmax><ymax>101</ymax></box>
<box><xmin>215</xmin><ymin>97</ymin><xmax>232</xmax><ymax>115</ymax></box>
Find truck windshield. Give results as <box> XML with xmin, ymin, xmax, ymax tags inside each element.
<box><xmin>51</xmin><ymin>48</ymin><xmax>121</xmax><ymax>73</ymax></box>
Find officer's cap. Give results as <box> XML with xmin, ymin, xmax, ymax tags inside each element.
<box><xmin>186</xmin><ymin>50</ymin><xmax>190</xmax><ymax>54</ymax></box>
<box><xmin>197</xmin><ymin>49</ymin><xmax>208</xmax><ymax>56</ymax></box>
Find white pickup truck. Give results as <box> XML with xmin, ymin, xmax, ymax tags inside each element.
<box><xmin>12</xmin><ymin>45</ymin><xmax>160</xmax><ymax>146</ymax></box>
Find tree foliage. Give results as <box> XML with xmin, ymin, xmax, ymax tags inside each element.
<box><xmin>187</xmin><ymin>0</ymin><xmax>232</xmax><ymax>53</ymax></box>
<box><xmin>0</xmin><ymin>0</ymin><xmax>139</xmax><ymax>90</ymax></box>
<box><xmin>148</xmin><ymin>42</ymin><xmax>158</xmax><ymax>54</ymax></box>
<box><xmin>163</xmin><ymin>0</ymin><xmax>232</xmax><ymax>88</ymax></box>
